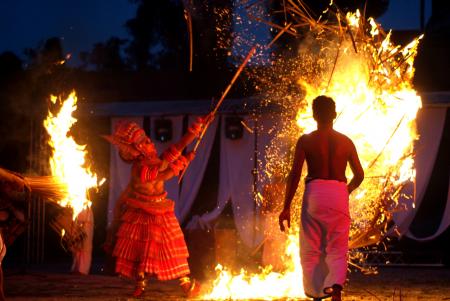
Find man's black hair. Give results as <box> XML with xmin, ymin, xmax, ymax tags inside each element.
<box><xmin>312</xmin><ymin>95</ymin><xmax>336</xmax><ymax>123</ymax></box>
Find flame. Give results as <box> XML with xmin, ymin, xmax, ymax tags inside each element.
<box><xmin>346</xmin><ymin>9</ymin><xmax>361</xmax><ymax>27</ymax></box>
<box><xmin>204</xmin><ymin>232</ymin><xmax>305</xmax><ymax>300</ymax></box>
<box><xmin>204</xmin><ymin>3</ymin><xmax>423</xmax><ymax>300</ymax></box>
<box><xmin>43</xmin><ymin>91</ymin><xmax>102</xmax><ymax>219</ymax></box>
<box><xmin>293</xmin><ymin>11</ymin><xmax>422</xmax><ymax>243</ymax></box>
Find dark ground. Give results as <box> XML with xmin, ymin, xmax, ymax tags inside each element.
<box><xmin>3</xmin><ymin>263</ymin><xmax>450</xmax><ymax>301</ymax></box>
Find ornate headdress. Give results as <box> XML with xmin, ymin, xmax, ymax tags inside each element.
<box><xmin>103</xmin><ymin>122</ymin><xmax>156</xmax><ymax>161</ymax></box>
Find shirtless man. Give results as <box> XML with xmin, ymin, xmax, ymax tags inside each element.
<box><xmin>279</xmin><ymin>95</ymin><xmax>364</xmax><ymax>301</ymax></box>
<box><xmin>104</xmin><ymin>115</ymin><xmax>211</xmax><ymax>298</ymax></box>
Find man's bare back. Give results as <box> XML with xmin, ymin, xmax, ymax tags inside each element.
<box><xmin>300</xmin><ymin>128</ymin><xmax>362</xmax><ymax>188</ymax></box>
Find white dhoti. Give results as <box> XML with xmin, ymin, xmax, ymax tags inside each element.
<box><xmin>300</xmin><ymin>179</ymin><xmax>350</xmax><ymax>299</ymax></box>
<box><xmin>71</xmin><ymin>208</ymin><xmax>94</xmax><ymax>275</ymax></box>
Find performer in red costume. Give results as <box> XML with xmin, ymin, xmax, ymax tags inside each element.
<box><xmin>104</xmin><ymin>115</ymin><xmax>211</xmax><ymax>298</ymax></box>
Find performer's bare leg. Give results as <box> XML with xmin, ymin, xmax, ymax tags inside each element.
<box><xmin>0</xmin><ymin>266</ymin><xmax>5</xmax><ymax>301</ymax></box>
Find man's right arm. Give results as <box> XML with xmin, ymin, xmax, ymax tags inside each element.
<box><xmin>279</xmin><ymin>137</ymin><xmax>305</xmax><ymax>231</ymax></box>
<box><xmin>347</xmin><ymin>140</ymin><xmax>364</xmax><ymax>194</ymax></box>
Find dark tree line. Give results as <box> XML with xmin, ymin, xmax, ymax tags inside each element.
<box><xmin>0</xmin><ymin>37</ymin><xmax>75</xmax><ymax>173</ymax></box>
<box><xmin>1</xmin><ymin>0</ymin><xmax>390</xmax><ymax>76</ymax></box>
<box><xmin>79</xmin><ymin>0</ymin><xmax>233</xmax><ymax>73</ymax></box>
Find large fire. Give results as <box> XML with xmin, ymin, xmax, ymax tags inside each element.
<box><xmin>292</xmin><ymin>10</ymin><xmax>422</xmax><ymax>249</ymax></box>
<box><xmin>202</xmin><ymin>2</ymin><xmax>422</xmax><ymax>300</ymax></box>
<box><xmin>43</xmin><ymin>91</ymin><xmax>103</xmax><ymax>219</ymax></box>
<box><xmin>206</xmin><ymin>232</ymin><xmax>305</xmax><ymax>299</ymax></box>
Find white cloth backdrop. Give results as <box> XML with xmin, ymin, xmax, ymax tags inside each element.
<box><xmin>107</xmin><ymin>117</ymin><xmax>143</xmax><ymax>226</ymax></box>
<box><xmin>392</xmin><ymin>107</ymin><xmax>449</xmax><ymax>240</ymax></box>
<box><xmin>405</xmin><ymin>107</ymin><xmax>450</xmax><ymax>240</ymax></box>
<box><xmin>177</xmin><ymin>117</ymin><xmax>218</xmax><ymax>222</ymax></box>
<box><xmin>224</xmin><ymin>115</ymin><xmax>262</xmax><ymax>248</ymax></box>
<box><xmin>186</xmin><ymin>115</ymin><xmax>263</xmax><ymax>248</ymax></box>
<box><xmin>71</xmin><ymin>207</ymin><xmax>94</xmax><ymax>274</ymax></box>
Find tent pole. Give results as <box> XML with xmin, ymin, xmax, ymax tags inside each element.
<box><xmin>252</xmin><ymin>118</ymin><xmax>258</xmax><ymax>247</ymax></box>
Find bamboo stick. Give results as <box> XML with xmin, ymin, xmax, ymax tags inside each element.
<box><xmin>178</xmin><ymin>46</ymin><xmax>257</xmax><ymax>182</ymax></box>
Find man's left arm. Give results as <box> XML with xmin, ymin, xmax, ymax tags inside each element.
<box><xmin>347</xmin><ymin>140</ymin><xmax>364</xmax><ymax>194</ymax></box>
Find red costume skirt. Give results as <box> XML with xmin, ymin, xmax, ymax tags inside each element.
<box><xmin>112</xmin><ymin>200</ymin><xmax>190</xmax><ymax>281</ymax></box>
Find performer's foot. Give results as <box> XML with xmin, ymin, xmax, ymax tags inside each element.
<box><xmin>132</xmin><ymin>278</ymin><xmax>146</xmax><ymax>298</ymax></box>
<box><xmin>323</xmin><ymin>284</ymin><xmax>342</xmax><ymax>301</ymax></box>
<box><xmin>188</xmin><ymin>279</ymin><xmax>202</xmax><ymax>298</ymax></box>
<box><xmin>132</xmin><ymin>286</ymin><xmax>145</xmax><ymax>298</ymax></box>
<box><xmin>180</xmin><ymin>277</ymin><xmax>201</xmax><ymax>298</ymax></box>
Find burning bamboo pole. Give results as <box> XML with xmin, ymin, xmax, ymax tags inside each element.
<box><xmin>24</xmin><ymin>175</ymin><xmax>69</xmax><ymax>204</ymax></box>
<box><xmin>182</xmin><ymin>0</ymin><xmax>194</xmax><ymax>72</ymax></box>
<box><xmin>0</xmin><ymin>166</ymin><xmax>86</xmax><ymax>251</ymax></box>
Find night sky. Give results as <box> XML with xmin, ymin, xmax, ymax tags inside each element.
<box><xmin>0</xmin><ymin>0</ymin><xmax>431</xmax><ymax>65</ymax></box>
<box><xmin>0</xmin><ymin>0</ymin><xmax>136</xmax><ymax>64</ymax></box>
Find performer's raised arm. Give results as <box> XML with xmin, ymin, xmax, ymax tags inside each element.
<box><xmin>139</xmin><ymin>151</ymin><xmax>196</xmax><ymax>182</ymax></box>
<box><xmin>158</xmin><ymin>114</ymin><xmax>212</xmax><ymax>179</ymax></box>
<box><xmin>161</xmin><ymin>114</ymin><xmax>211</xmax><ymax>160</ymax></box>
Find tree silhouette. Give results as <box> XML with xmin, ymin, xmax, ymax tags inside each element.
<box><xmin>0</xmin><ymin>52</ymin><xmax>22</xmax><ymax>80</ymax></box>
<box><xmin>24</xmin><ymin>37</ymin><xmax>65</xmax><ymax>68</ymax></box>
<box><xmin>0</xmin><ymin>52</ymin><xmax>28</xmax><ymax>171</ymax></box>
<box><xmin>125</xmin><ymin>0</ymin><xmax>188</xmax><ymax>70</ymax></box>
<box><xmin>81</xmin><ymin>37</ymin><xmax>128</xmax><ymax>71</ymax></box>
<box><xmin>0</xmin><ymin>39</ymin><xmax>71</xmax><ymax>173</ymax></box>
